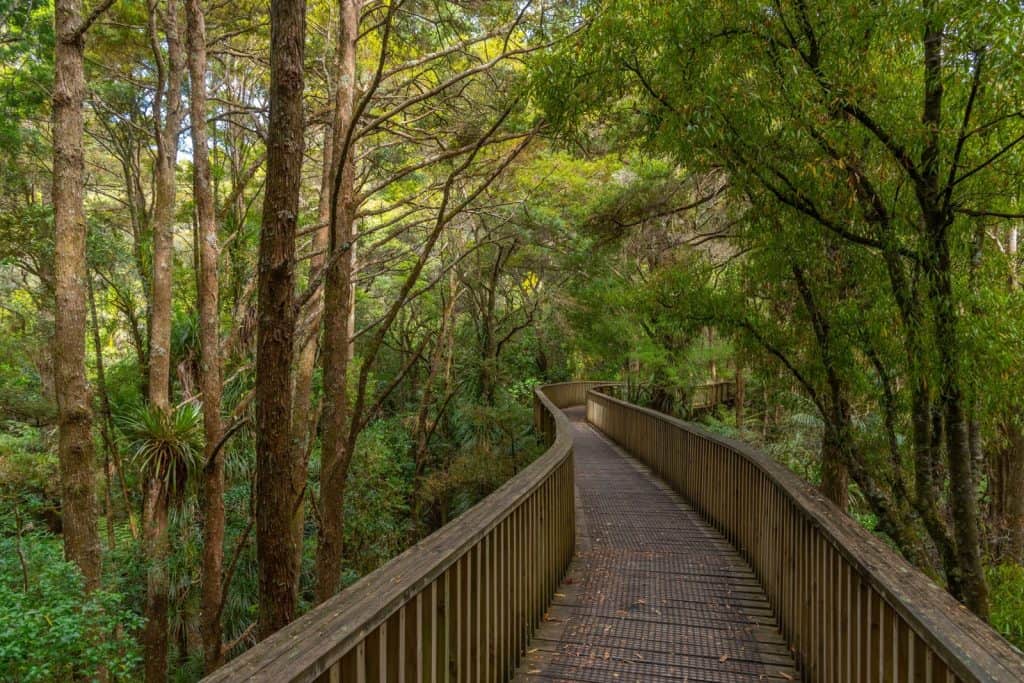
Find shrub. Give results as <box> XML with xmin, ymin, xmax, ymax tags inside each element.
<box><xmin>988</xmin><ymin>563</ymin><xmax>1024</xmax><ymax>649</ymax></box>
<box><xmin>0</xmin><ymin>535</ymin><xmax>143</xmax><ymax>681</ymax></box>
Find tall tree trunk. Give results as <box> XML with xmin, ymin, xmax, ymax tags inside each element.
<box><xmin>791</xmin><ymin>265</ymin><xmax>849</xmax><ymax>510</ymax></box>
<box><xmin>184</xmin><ymin>0</ymin><xmax>226</xmax><ymax>669</ymax></box>
<box><xmin>147</xmin><ymin>0</ymin><xmax>184</xmax><ymax>412</ymax></box>
<box><xmin>941</xmin><ymin>372</ymin><xmax>988</xmax><ymax>616</ymax></box>
<box><xmin>52</xmin><ymin>0</ymin><xmax>102</xmax><ymax>591</ymax></box>
<box><xmin>480</xmin><ymin>253</ymin><xmax>499</xmax><ymax>406</ymax></box>
<box><xmin>255</xmin><ymin>0</ymin><xmax>306</xmax><ymax>638</ymax></box>
<box><xmin>290</xmin><ymin>119</ymin><xmax>334</xmax><ymax>594</ymax></box>
<box><xmin>820</xmin><ymin>428</ymin><xmax>850</xmax><ymax>511</ymax></box>
<box><xmin>314</xmin><ymin>0</ymin><xmax>358</xmax><ymax>603</ymax></box>
<box><xmin>1004</xmin><ymin>424</ymin><xmax>1024</xmax><ymax>563</ymax></box>
<box><xmin>924</xmin><ymin>214</ymin><xmax>988</xmax><ymax>615</ymax></box>
<box><xmin>142</xmin><ymin>478</ymin><xmax>171</xmax><ymax>683</ymax></box>
<box><xmin>916</xmin><ymin>1</ymin><xmax>988</xmax><ymax>617</ymax></box>
<box><xmin>924</xmin><ymin>188</ymin><xmax>989</xmax><ymax>617</ymax></box>
<box><xmin>88</xmin><ymin>277</ymin><xmax>134</xmax><ymax>546</ymax></box>
<box><xmin>143</xmin><ymin>2</ymin><xmax>186</xmax><ymax>677</ymax></box>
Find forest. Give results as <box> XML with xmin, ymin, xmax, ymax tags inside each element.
<box><xmin>2</xmin><ymin>0</ymin><xmax>1024</xmax><ymax>680</ymax></box>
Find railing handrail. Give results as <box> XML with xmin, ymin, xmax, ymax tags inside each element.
<box><xmin>586</xmin><ymin>386</ymin><xmax>1024</xmax><ymax>682</ymax></box>
<box><xmin>204</xmin><ymin>382</ymin><xmax>587</xmax><ymax>682</ymax></box>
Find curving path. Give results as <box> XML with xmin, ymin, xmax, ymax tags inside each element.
<box><xmin>514</xmin><ymin>407</ymin><xmax>800</xmax><ymax>682</ymax></box>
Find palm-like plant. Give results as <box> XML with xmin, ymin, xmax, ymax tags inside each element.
<box><xmin>120</xmin><ymin>402</ymin><xmax>204</xmax><ymax>505</ymax></box>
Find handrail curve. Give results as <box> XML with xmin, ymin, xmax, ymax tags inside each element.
<box><xmin>586</xmin><ymin>386</ymin><xmax>1024</xmax><ymax>682</ymax></box>
<box><xmin>204</xmin><ymin>381</ymin><xmax>598</xmax><ymax>682</ymax></box>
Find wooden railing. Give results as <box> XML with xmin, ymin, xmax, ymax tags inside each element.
<box><xmin>602</xmin><ymin>379</ymin><xmax>736</xmax><ymax>415</ymax></box>
<box><xmin>586</xmin><ymin>387</ymin><xmax>1024</xmax><ymax>683</ymax></box>
<box><xmin>204</xmin><ymin>382</ymin><xmax>591</xmax><ymax>682</ymax></box>
<box><xmin>690</xmin><ymin>378</ymin><xmax>736</xmax><ymax>409</ymax></box>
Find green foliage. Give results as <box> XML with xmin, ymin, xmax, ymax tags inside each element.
<box><xmin>0</xmin><ymin>284</ymin><xmax>54</xmax><ymax>425</ymax></box>
<box><xmin>340</xmin><ymin>419</ymin><xmax>415</xmax><ymax>578</ymax></box>
<box><xmin>0</xmin><ymin>535</ymin><xmax>142</xmax><ymax>682</ymax></box>
<box><xmin>119</xmin><ymin>402</ymin><xmax>204</xmax><ymax>501</ymax></box>
<box><xmin>13</xmin><ymin>0</ymin><xmax>1024</xmax><ymax>673</ymax></box>
<box><xmin>423</xmin><ymin>399</ymin><xmax>543</xmax><ymax>519</ymax></box>
<box><xmin>988</xmin><ymin>564</ymin><xmax>1024</xmax><ymax>649</ymax></box>
<box><xmin>0</xmin><ymin>423</ymin><xmax>56</xmax><ymax>495</ymax></box>
<box><xmin>0</xmin><ymin>0</ymin><xmax>52</xmax><ymax>162</ymax></box>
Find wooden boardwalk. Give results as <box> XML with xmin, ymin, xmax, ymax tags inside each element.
<box><xmin>514</xmin><ymin>407</ymin><xmax>800</xmax><ymax>683</ymax></box>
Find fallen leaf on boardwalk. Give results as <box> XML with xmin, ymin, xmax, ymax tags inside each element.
<box><xmin>779</xmin><ymin>673</ymin><xmax>794</xmax><ymax>681</ymax></box>
<box><xmin>555</xmin><ymin>592</ymin><xmax>566</xmax><ymax>597</ymax></box>
<box><xmin>604</xmin><ymin>650</ymin><xmax>611</xmax><ymax>660</ymax></box>
<box><xmin>527</xmin><ymin>648</ymin><xmax>538</xmax><ymax>653</ymax></box>
<box><xmin>528</xmin><ymin>669</ymin><xmax>540</xmax><ymax>674</ymax></box>
<box><xmin>719</xmin><ymin>655</ymin><xmax>729</xmax><ymax>663</ymax></box>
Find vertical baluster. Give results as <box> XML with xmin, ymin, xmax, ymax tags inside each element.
<box><xmin>498</xmin><ymin>518</ymin><xmax>506</xmax><ymax>681</ymax></box>
<box><xmin>913</xmin><ymin>634</ymin><xmax>927</xmax><ymax>683</ymax></box>
<box><xmin>473</xmin><ymin>543</ymin><xmax>481</xmax><ymax>682</ymax></box>
<box><xmin>403</xmin><ymin>593</ymin><xmax>419</xmax><ymax>683</ymax></box>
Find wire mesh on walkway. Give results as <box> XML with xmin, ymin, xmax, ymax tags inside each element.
<box><xmin>514</xmin><ymin>407</ymin><xmax>800</xmax><ymax>682</ymax></box>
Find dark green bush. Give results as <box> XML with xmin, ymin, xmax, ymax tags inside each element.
<box><xmin>0</xmin><ymin>535</ymin><xmax>142</xmax><ymax>681</ymax></box>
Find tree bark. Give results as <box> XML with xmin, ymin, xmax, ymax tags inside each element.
<box><xmin>287</xmin><ymin>127</ymin><xmax>331</xmax><ymax>602</ymax></box>
<box><xmin>314</xmin><ymin>0</ymin><xmax>358</xmax><ymax>603</ymax></box>
<box><xmin>925</xmin><ymin>196</ymin><xmax>989</xmax><ymax>617</ymax></box>
<box><xmin>289</xmin><ymin>79</ymin><xmax>340</xmax><ymax>594</ymax></box>
<box><xmin>142</xmin><ymin>477</ymin><xmax>171</xmax><ymax>683</ymax></box>
<box><xmin>820</xmin><ymin>428</ymin><xmax>850</xmax><ymax>511</ymax></box>
<box><xmin>142</xmin><ymin>2</ymin><xmax>186</xmax><ymax>677</ymax></box>
<box><xmin>52</xmin><ymin>0</ymin><xmax>102</xmax><ymax>591</ymax></box>
<box><xmin>147</xmin><ymin>0</ymin><xmax>184</xmax><ymax>412</ymax></box>
<box><xmin>790</xmin><ymin>265</ymin><xmax>849</xmax><ymax>510</ymax></box>
<box><xmin>184</xmin><ymin>0</ymin><xmax>226</xmax><ymax>669</ymax></box>
<box><xmin>88</xmin><ymin>277</ymin><xmax>134</xmax><ymax>546</ymax></box>
<box><xmin>255</xmin><ymin>0</ymin><xmax>306</xmax><ymax>638</ymax></box>
<box><xmin>917</xmin><ymin>3</ymin><xmax>988</xmax><ymax>616</ymax></box>
<box><xmin>478</xmin><ymin>246</ymin><xmax>501</xmax><ymax>406</ymax></box>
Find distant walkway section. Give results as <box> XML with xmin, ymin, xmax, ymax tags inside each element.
<box><xmin>515</xmin><ymin>407</ymin><xmax>800</xmax><ymax>682</ymax></box>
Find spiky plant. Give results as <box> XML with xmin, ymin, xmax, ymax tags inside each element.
<box><xmin>120</xmin><ymin>402</ymin><xmax>204</xmax><ymax>506</ymax></box>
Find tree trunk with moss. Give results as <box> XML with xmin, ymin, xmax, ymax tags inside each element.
<box><xmin>314</xmin><ymin>0</ymin><xmax>358</xmax><ymax>603</ymax></box>
<box><xmin>255</xmin><ymin>0</ymin><xmax>307</xmax><ymax>638</ymax></box>
<box><xmin>52</xmin><ymin>0</ymin><xmax>102</xmax><ymax>593</ymax></box>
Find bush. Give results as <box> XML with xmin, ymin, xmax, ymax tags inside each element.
<box><xmin>988</xmin><ymin>563</ymin><xmax>1024</xmax><ymax>649</ymax></box>
<box><xmin>0</xmin><ymin>423</ymin><xmax>57</xmax><ymax>495</ymax></box>
<box><xmin>0</xmin><ymin>535</ymin><xmax>143</xmax><ymax>681</ymax></box>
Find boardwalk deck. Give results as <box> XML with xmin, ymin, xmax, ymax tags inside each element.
<box><xmin>514</xmin><ymin>407</ymin><xmax>800</xmax><ymax>683</ymax></box>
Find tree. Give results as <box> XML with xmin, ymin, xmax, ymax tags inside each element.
<box><xmin>254</xmin><ymin>0</ymin><xmax>307</xmax><ymax>638</ymax></box>
<box><xmin>307</xmin><ymin>0</ymin><xmax>544</xmax><ymax>602</ymax></box>
<box><xmin>52</xmin><ymin>0</ymin><xmax>114</xmax><ymax>594</ymax></box>
<box><xmin>184</xmin><ymin>0</ymin><xmax>226</xmax><ymax>669</ymax></box>
<box><xmin>539</xmin><ymin>0</ymin><xmax>1024</xmax><ymax>618</ymax></box>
